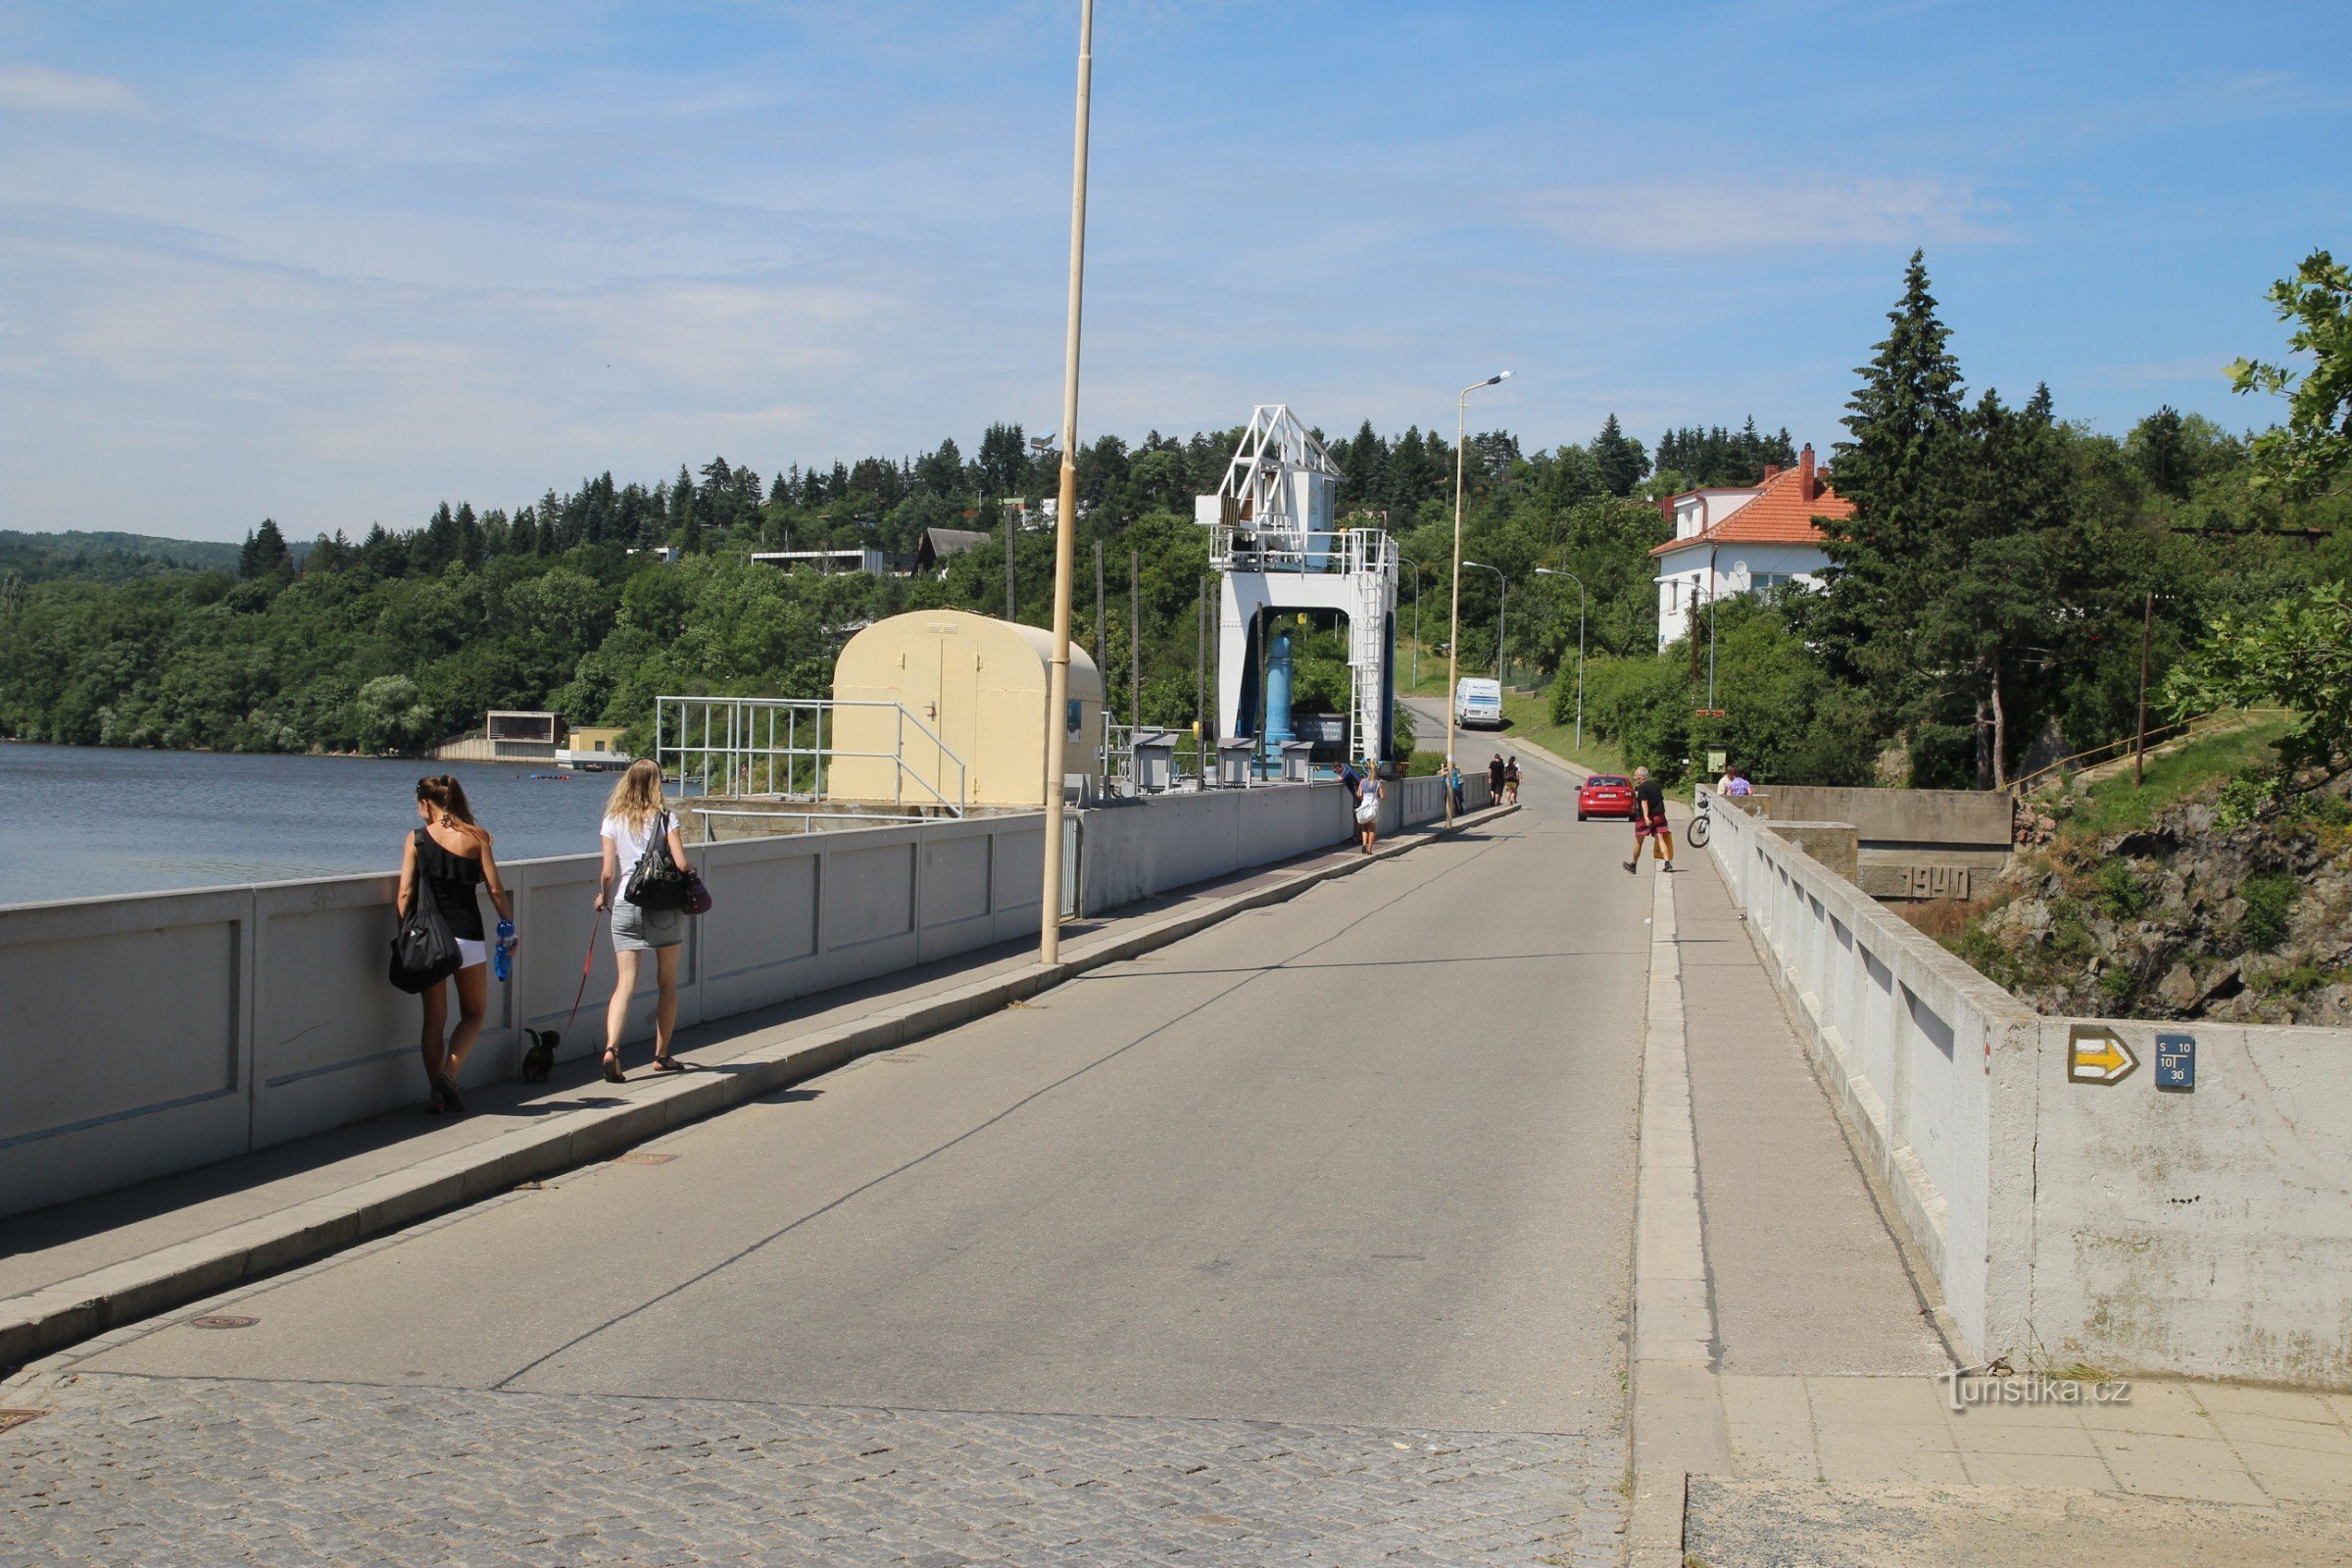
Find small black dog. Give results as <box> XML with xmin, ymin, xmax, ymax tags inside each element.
<box><xmin>521</xmin><ymin>1028</ymin><xmax>559</xmax><ymax>1084</ymax></box>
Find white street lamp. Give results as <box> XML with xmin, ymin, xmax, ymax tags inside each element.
<box><xmin>1446</xmin><ymin>370</ymin><xmax>1511</xmax><ymax>823</ymax></box>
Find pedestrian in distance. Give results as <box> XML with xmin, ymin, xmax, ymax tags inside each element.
<box><xmin>1624</xmin><ymin>765</ymin><xmax>1675</xmax><ymax>875</ymax></box>
<box><xmin>397</xmin><ymin>775</ymin><xmax>514</xmax><ymax>1115</ymax></box>
<box><xmin>1488</xmin><ymin>754</ymin><xmax>1506</xmax><ymax>804</ymax></box>
<box><xmin>1503</xmin><ymin>756</ymin><xmax>1521</xmax><ymax>805</ymax></box>
<box><xmin>1726</xmin><ymin>766</ymin><xmax>1752</xmax><ymax>799</ymax></box>
<box><xmin>595</xmin><ymin>759</ymin><xmax>694</xmax><ymax>1082</ymax></box>
<box><xmin>1446</xmin><ymin>755</ymin><xmax>1465</xmax><ymax>817</ymax></box>
<box><xmin>1354</xmin><ymin>766</ymin><xmax>1385</xmax><ymax>854</ymax></box>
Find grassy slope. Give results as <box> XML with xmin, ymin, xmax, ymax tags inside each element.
<box><xmin>2029</xmin><ymin>714</ymin><xmax>2293</xmax><ymax>836</ymax></box>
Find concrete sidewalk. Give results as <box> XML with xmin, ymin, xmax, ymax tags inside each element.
<box><xmin>1</xmin><ymin>805</ymin><xmax>1511</xmax><ymax>1372</ymax></box>
<box><xmin>1636</xmin><ymin>845</ymin><xmax>2352</xmax><ymax>1566</ymax></box>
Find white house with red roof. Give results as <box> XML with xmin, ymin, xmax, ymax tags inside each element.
<box><xmin>1648</xmin><ymin>443</ymin><xmax>1854</xmax><ymax>649</ymax></box>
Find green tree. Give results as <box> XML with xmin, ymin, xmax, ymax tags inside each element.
<box><xmin>237</xmin><ymin>518</ymin><xmax>293</xmax><ymax>580</ymax></box>
<box><xmin>2165</xmin><ymin>581</ymin><xmax>2352</xmax><ymax>784</ymax></box>
<box><xmin>2231</xmin><ymin>249</ymin><xmax>2352</xmax><ymax>499</ymax></box>
<box><xmin>1591</xmin><ymin>414</ymin><xmax>1648</xmax><ymax>497</ymax></box>
<box><xmin>1816</xmin><ymin>250</ymin><xmax>1969</xmax><ymax>747</ymax></box>
<box><xmin>353</xmin><ymin>673</ymin><xmax>434</xmax><ymax>754</ymax></box>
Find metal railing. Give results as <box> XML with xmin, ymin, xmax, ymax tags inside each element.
<box><xmin>654</xmin><ymin>696</ymin><xmax>967</xmax><ymax>815</ymax></box>
<box><xmin>1208</xmin><ymin>523</ymin><xmax>1396</xmax><ymax>578</ymax></box>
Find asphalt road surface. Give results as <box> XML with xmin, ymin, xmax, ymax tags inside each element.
<box><xmin>8</xmin><ymin>759</ymin><xmax>1655</xmax><ymax>1567</ymax></box>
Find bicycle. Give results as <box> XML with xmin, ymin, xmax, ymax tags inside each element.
<box><xmin>1686</xmin><ymin>797</ymin><xmax>1712</xmax><ymax>849</ymax></box>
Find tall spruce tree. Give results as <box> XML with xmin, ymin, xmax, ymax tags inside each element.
<box><xmin>1592</xmin><ymin>414</ymin><xmax>1648</xmax><ymax>496</ymax></box>
<box><xmin>1818</xmin><ymin>251</ymin><xmax>1969</xmax><ymax>746</ymax></box>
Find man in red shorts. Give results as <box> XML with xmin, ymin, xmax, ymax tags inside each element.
<box><xmin>1625</xmin><ymin>764</ymin><xmax>1673</xmax><ymax>874</ymax></box>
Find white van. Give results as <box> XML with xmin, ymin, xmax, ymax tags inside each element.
<box><xmin>1454</xmin><ymin>677</ymin><xmax>1503</xmax><ymax>729</ymax></box>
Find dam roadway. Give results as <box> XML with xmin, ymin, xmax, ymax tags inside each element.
<box><xmin>8</xmin><ymin>745</ymin><xmax>1652</xmax><ymax>1566</ymax></box>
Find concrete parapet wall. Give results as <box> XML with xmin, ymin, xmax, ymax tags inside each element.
<box><xmin>1699</xmin><ymin>786</ymin><xmax>2352</xmax><ymax>1389</ymax></box>
<box><xmin>1</xmin><ymin>778</ymin><xmax>1494</xmax><ymax>1222</ymax></box>
<box><xmin>1764</xmin><ymin>821</ymin><xmax>1859</xmax><ymax>883</ymax></box>
<box><xmin>1</xmin><ymin>812</ymin><xmax>1049</xmax><ymax>1221</ymax></box>
<box><xmin>1760</xmin><ymin>785</ymin><xmax>2012</xmax><ymax>850</ymax></box>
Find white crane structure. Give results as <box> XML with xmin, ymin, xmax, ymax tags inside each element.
<box><xmin>1195</xmin><ymin>405</ymin><xmax>1398</xmax><ymax>770</ymax></box>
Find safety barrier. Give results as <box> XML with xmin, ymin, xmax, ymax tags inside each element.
<box><xmin>1698</xmin><ymin>786</ymin><xmax>2352</xmax><ymax>1387</ymax></box>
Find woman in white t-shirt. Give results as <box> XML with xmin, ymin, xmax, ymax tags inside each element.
<box><xmin>1354</xmin><ymin>768</ymin><xmax>1384</xmax><ymax>854</ymax></box>
<box><xmin>595</xmin><ymin>760</ymin><xmax>694</xmax><ymax>1082</ymax></box>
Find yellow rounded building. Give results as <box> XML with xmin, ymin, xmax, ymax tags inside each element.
<box><xmin>829</xmin><ymin>610</ymin><xmax>1105</xmax><ymax>808</ymax></box>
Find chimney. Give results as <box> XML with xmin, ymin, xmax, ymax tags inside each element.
<box><xmin>1763</xmin><ymin>463</ymin><xmax>1781</xmax><ymax>482</ymax></box>
<box><xmin>1798</xmin><ymin>443</ymin><xmax>1817</xmax><ymax>503</ymax></box>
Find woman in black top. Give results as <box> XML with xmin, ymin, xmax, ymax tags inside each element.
<box><xmin>396</xmin><ymin>775</ymin><xmax>515</xmax><ymax>1114</ymax></box>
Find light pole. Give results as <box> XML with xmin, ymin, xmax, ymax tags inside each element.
<box><xmin>1038</xmin><ymin>0</ymin><xmax>1093</xmax><ymax>964</ymax></box>
<box><xmin>1534</xmin><ymin>566</ymin><xmax>1586</xmax><ymax>751</ymax></box>
<box><xmin>1446</xmin><ymin>370</ymin><xmax>1511</xmax><ymax>822</ymax></box>
<box><xmin>1400</xmin><ymin>557</ymin><xmax>1424</xmax><ymax>690</ymax></box>
<box><xmin>1462</xmin><ymin>562</ymin><xmax>1508</xmax><ymax>682</ymax></box>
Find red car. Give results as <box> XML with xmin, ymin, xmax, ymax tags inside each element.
<box><xmin>1577</xmin><ymin>773</ymin><xmax>1635</xmax><ymax>821</ymax></box>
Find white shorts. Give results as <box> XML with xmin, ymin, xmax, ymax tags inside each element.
<box><xmin>454</xmin><ymin>937</ymin><xmax>488</xmax><ymax>971</ymax></box>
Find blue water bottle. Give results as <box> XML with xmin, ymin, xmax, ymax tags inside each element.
<box><xmin>494</xmin><ymin>918</ymin><xmax>515</xmax><ymax>981</ymax></box>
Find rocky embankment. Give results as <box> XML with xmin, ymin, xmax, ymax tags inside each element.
<box><xmin>1953</xmin><ymin>784</ymin><xmax>2352</xmax><ymax>1024</ymax></box>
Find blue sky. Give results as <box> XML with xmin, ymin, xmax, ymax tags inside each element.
<box><xmin>3</xmin><ymin>1</ymin><xmax>2347</xmax><ymax>542</ymax></box>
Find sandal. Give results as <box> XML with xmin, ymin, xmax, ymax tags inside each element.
<box><xmin>438</xmin><ymin>1073</ymin><xmax>466</xmax><ymax>1115</ymax></box>
<box><xmin>651</xmin><ymin>1054</ymin><xmax>684</xmax><ymax>1074</ymax></box>
<box><xmin>426</xmin><ymin>1077</ymin><xmax>447</xmax><ymax>1115</ymax></box>
<box><xmin>602</xmin><ymin>1050</ymin><xmax>626</xmax><ymax>1084</ymax></box>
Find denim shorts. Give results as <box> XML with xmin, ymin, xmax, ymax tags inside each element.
<box><xmin>612</xmin><ymin>901</ymin><xmax>684</xmax><ymax>952</ymax></box>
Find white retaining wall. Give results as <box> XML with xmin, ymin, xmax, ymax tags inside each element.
<box><xmin>1</xmin><ymin>777</ymin><xmax>1492</xmax><ymax>1222</ymax></box>
<box><xmin>1699</xmin><ymin>786</ymin><xmax>2352</xmax><ymax>1388</ymax></box>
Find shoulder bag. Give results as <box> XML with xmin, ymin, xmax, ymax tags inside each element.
<box><xmin>624</xmin><ymin>811</ymin><xmax>711</xmax><ymax>913</ymax></box>
<box><xmin>389</xmin><ymin>829</ymin><xmax>464</xmax><ymax>993</ymax></box>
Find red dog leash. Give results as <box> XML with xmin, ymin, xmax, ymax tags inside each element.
<box><xmin>560</xmin><ymin>921</ymin><xmax>598</xmax><ymax>1036</ymax></box>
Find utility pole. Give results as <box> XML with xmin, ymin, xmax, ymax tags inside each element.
<box><xmin>1038</xmin><ymin>0</ymin><xmax>1092</xmax><ymax>964</ymax></box>
<box><xmin>1004</xmin><ymin>504</ymin><xmax>1016</xmax><ymax>620</ymax></box>
<box><xmin>1129</xmin><ymin>549</ymin><xmax>1141</xmax><ymax>729</ymax></box>
<box><xmin>2134</xmin><ymin>590</ymin><xmax>2154</xmax><ymax>788</ymax></box>
<box><xmin>1094</xmin><ymin>541</ymin><xmax>1105</xmax><ymax>674</ymax></box>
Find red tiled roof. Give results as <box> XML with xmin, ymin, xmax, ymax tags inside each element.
<box><xmin>1649</xmin><ymin>466</ymin><xmax>1854</xmax><ymax>559</ymax></box>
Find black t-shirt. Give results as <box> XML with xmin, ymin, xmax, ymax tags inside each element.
<box><xmin>1488</xmin><ymin>760</ymin><xmax>1506</xmax><ymax>790</ymax></box>
<box><xmin>1633</xmin><ymin>779</ymin><xmax>1666</xmax><ymax>822</ymax></box>
<box><xmin>414</xmin><ymin>827</ymin><xmax>487</xmax><ymax>941</ymax></box>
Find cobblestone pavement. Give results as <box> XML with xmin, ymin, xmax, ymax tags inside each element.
<box><xmin>2</xmin><ymin>1371</ymin><xmax>1627</xmax><ymax>1567</ymax></box>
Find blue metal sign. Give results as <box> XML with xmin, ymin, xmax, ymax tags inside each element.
<box><xmin>2155</xmin><ymin>1032</ymin><xmax>2195</xmax><ymax>1091</ymax></box>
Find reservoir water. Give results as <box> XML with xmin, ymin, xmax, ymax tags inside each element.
<box><xmin>0</xmin><ymin>743</ymin><xmax>643</xmax><ymax>906</ymax></box>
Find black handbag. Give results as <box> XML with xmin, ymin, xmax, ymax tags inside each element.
<box><xmin>624</xmin><ymin>812</ymin><xmax>700</xmax><ymax>912</ymax></box>
<box><xmin>389</xmin><ymin>830</ymin><xmax>463</xmax><ymax>993</ymax></box>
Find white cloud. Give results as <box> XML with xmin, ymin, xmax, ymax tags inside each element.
<box><xmin>0</xmin><ymin>66</ymin><xmax>142</xmax><ymax>116</ymax></box>
<box><xmin>1522</xmin><ymin>178</ymin><xmax>2008</xmax><ymax>253</ymax></box>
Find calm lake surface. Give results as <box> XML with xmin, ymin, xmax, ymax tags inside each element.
<box><xmin>0</xmin><ymin>743</ymin><xmax>646</xmax><ymax>906</ymax></box>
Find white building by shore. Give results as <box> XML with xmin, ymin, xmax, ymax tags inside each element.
<box><xmin>1649</xmin><ymin>444</ymin><xmax>1854</xmax><ymax>649</ymax></box>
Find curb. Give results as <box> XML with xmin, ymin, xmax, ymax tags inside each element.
<box><xmin>1627</xmin><ymin>864</ymin><xmax>1732</xmax><ymax>1568</ymax></box>
<box><xmin>1</xmin><ymin>803</ymin><xmax>1519</xmax><ymax>1372</ymax></box>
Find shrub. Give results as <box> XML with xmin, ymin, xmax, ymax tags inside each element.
<box><xmin>2092</xmin><ymin>859</ymin><xmax>2147</xmax><ymax>918</ymax></box>
<box><xmin>2239</xmin><ymin>870</ymin><xmax>2298</xmax><ymax>952</ymax></box>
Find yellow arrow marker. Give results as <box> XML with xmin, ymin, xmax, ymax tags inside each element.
<box><xmin>2070</xmin><ymin>1025</ymin><xmax>2137</xmax><ymax>1085</ymax></box>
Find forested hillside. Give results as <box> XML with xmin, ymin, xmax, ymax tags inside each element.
<box><xmin>0</xmin><ymin>530</ymin><xmax>242</xmax><ymax>584</ymax></box>
<box><xmin>2</xmin><ymin>249</ymin><xmax>2344</xmax><ymax>791</ymax></box>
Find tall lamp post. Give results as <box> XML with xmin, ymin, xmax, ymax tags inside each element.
<box><xmin>1446</xmin><ymin>370</ymin><xmax>1511</xmax><ymax>823</ymax></box>
<box><xmin>1534</xmin><ymin>566</ymin><xmax>1586</xmax><ymax>750</ymax></box>
<box><xmin>1038</xmin><ymin>0</ymin><xmax>1094</xmax><ymax>964</ymax></box>
<box><xmin>1461</xmin><ymin>562</ymin><xmax>1508</xmax><ymax>683</ymax></box>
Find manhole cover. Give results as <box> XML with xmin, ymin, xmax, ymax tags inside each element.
<box><xmin>613</xmin><ymin>1152</ymin><xmax>676</xmax><ymax>1166</ymax></box>
<box><xmin>189</xmin><ymin>1314</ymin><xmax>259</xmax><ymax>1330</ymax></box>
<box><xmin>0</xmin><ymin>1410</ymin><xmax>45</xmax><ymax>1434</ymax></box>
